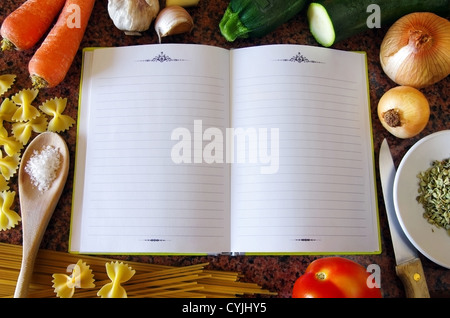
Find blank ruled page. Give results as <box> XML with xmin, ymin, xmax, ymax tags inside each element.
<box><xmin>71</xmin><ymin>44</ymin><xmax>231</xmax><ymax>254</ymax></box>
<box><xmin>229</xmin><ymin>45</ymin><xmax>379</xmax><ymax>253</ymax></box>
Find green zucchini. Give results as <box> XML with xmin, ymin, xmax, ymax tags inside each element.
<box><xmin>219</xmin><ymin>0</ymin><xmax>309</xmax><ymax>42</ymax></box>
<box><xmin>307</xmin><ymin>0</ymin><xmax>450</xmax><ymax>47</ymax></box>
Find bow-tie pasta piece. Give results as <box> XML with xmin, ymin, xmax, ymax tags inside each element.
<box><xmin>0</xmin><ymin>191</ymin><xmax>19</xmax><ymax>231</ymax></box>
<box><xmin>0</xmin><ymin>74</ymin><xmax>16</xmax><ymax>97</ymax></box>
<box><xmin>52</xmin><ymin>259</ymin><xmax>95</xmax><ymax>298</ymax></box>
<box><xmin>0</xmin><ymin>132</ymin><xmax>22</xmax><ymax>157</ymax></box>
<box><xmin>0</xmin><ymin>99</ymin><xmax>18</xmax><ymax>137</ymax></box>
<box><xmin>97</xmin><ymin>261</ymin><xmax>136</xmax><ymax>298</ymax></box>
<box><xmin>12</xmin><ymin>116</ymin><xmax>48</xmax><ymax>144</ymax></box>
<box><xmin>0</xmin><ymin>175</ymin><xmax>9</xmax><ymax>191</ymax></box>
<box><xmin>11</xmin><ymin>89</ymin><xmax>41</xmax><ymax>122</ymax></box>
<box><xmin>0</xmin><ymin>98</ymin><xmax>18</xmax><ymax>130</ymax></box>
<box><xmin>39</xmin><ymin>97</ymin><xmax>75</xmax><ymax>132</ymax></box>
<box><xmin>0</xmin><ymin>152</ymin><xmax>20</xmax><ymax>180</ymax></box>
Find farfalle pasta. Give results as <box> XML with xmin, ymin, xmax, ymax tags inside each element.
<box><xmin>0</xmin><ymin>132</ymin><xmax>23</xmax><ymax>157</ymax></box>
<box><xmin>0</xmin><ymin>175</ymin><xmax>9</xmax><ymax>191</ymax></box>
<box><xmin>0</xmin><ymin>98</ymin><xmax>18</xmax><ymax>123</ymax></box>
<box><xmin>11</xmin><ymin>88</ymin><xmax>41</xmax><ymax>122</ymax></box>
<box><xmin>39</xmin><ymin>97</ymin><xmax>75</xmax><ymax>132</ymax></box>
<box><xmin>0</xmin><ymin>152</ymin><xmax>19</xmax><ymax>180</ymax></box>
<box><xmin>97</xmin><ymin>261</ymin><xmax>136</xmax><ymax>298</ymax></box>
<box><xmin>0</xmin><ymin>191</ymin><xmax>20</xmax><ymax>231</ymax></box>
<box><xmin>0</xmin><ymin>76</ymin><xmax>77</xmax><ymax>233</ymax></box>
<box><xmin>0</xmin><ymin>74</ymin><xmax>16</xmax><ymax>97</ymax></box>
<box><xmin>0</xmin><ymin>123</ymin><xmax>8</xmax><ymax>139</ymax></box>
<box><xmin>0</xmin><ymin>99</ymin><xmax>18</xmax><ymax>137</ymax></box>
<box><xmin>0</xmin><ymin>132</ymin><xmax>22</xmax><ymax>157</ymax></box>
<box><xmin>52</xmin><ymin>259</ymin><xmax>95</xmax><ymax>298</ymax></box>
<box><xmin>12</xmin><ymin>116</ymin><xmax>48</xmax><ymax>144</ymax></box>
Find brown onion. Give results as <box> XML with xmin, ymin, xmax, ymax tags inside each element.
<box><xmin>380</xmin><ymin>12</ymin><xmax>450</xmax><ymax>89</ymax></box>
<box><xmin>377</xmin><ymin>86</ymin><xmax>430</xmax><ymax>139</ymax></box>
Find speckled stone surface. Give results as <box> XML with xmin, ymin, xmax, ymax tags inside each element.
<box><xmin>0</xmin><ymin>0</ymin><xmax>449</xmax><ymax>298</ymax></box>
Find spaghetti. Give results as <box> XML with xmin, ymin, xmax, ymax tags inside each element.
<box><xmin>0</xmin><ymin>243</ymin><xmax>276</xmax><ymax>298</ymax></box>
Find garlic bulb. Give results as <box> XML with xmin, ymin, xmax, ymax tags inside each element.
<box><xmin>108</xmin><ymin>0</ymin><xmax>160</xmax><ymax>36</ymax></box>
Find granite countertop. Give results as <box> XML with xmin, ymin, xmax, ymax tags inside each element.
<box><xmin>0</xmin><ymin>0</ymin><xmax>449</xmax><ymax>298</ymax></box>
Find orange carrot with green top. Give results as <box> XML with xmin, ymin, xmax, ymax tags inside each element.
<box><xmin>28</xmin><ymin>0</ymin><xmax>95</xmax><ymax>88</ymax></box>
<box><xmin>1</xmin><ymin>0</ymin><xmax>66</xmax><ymax>51</ymax></box>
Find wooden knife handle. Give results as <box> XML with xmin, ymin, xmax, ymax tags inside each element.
<box><xmin>396</xmin><ymin>258</ymin><xmax>430</xmax><ymax>298</ymax></box>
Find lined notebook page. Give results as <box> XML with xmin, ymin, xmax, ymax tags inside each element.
<box><xmin>71</xmin><ymin>44</ymin><xmax>231</xmax><ymax>254</ymax></box>
<box><xmin>229</xmin><ymin>45</ymin><xmax>379</xmax><ymax>253</ymax></box>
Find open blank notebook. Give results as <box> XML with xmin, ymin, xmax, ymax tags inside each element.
<box><xmin>69</xmin><ymin>43</ymin><xmax>380</xmax><ymax>255</ymax></box>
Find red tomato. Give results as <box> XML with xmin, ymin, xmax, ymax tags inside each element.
<box><xmin>292</xmin><ymin>257</ymin><xmax>382</xmax><ymax>298</ymax></box>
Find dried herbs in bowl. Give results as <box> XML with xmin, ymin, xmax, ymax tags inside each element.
<box><xmin>416</xmin><ymin>158</ymin><xmax>450</xmax><ymax>234</ymax></box>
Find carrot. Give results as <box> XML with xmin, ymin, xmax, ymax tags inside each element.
<box><xmin>1</xmin><ymin>0</ymin><xmax>66</xmax><ymax>51</ymax></box>
<box><xmin>28</xmin><ymin>0</ymin><xmax>95</xmax><ymax>88</ymax></box>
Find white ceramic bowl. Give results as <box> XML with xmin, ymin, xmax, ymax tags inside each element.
<box><xmin>394</xmin><ymin>130</ymin><xmax>450</xmax><ymax>269</ymax></box>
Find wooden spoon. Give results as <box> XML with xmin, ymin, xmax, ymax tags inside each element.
<box><xmin>14</xmin><ymin>132</ymin><xmax>69</xmax><ymax>298</ymax></box>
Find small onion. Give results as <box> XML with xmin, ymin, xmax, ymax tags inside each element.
<box><xmin>380</xmin><ymin>12</ymin><xmax>450</xmax><ymax>88</ymax></box>
<box><xmin>377</xmin><ymin>86</ymin><xmax>430</xmax><ymax>139</ymax></box>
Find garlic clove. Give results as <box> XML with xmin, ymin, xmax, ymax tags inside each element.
<box><xmin>108</xmin><ymin>0</ymin><xmax>160</xmax><ymax>36</ymax></box>
<box><xmin>154</xmin><ymin>6</ymin><xmax>194</xmax><ymax>43</ymax></box>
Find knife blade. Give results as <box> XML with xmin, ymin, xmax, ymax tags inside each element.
<box><xmin>379</xmin><ymin>139</ymin><xmax>430</xmax><ymax>298</ymax></box>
